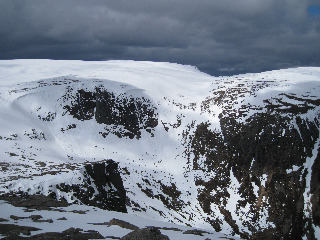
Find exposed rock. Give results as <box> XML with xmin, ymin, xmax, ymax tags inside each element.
<box><xmin>63</xmin><ymin>88</ymin><xmax>95</xmax><ymax>121</ymax></box>
<box><xmin>63</xmin><ymin>87</ymin><xmax>158</xmax><ymax>139</ymax></box>
<box><xmin>152</xmin><ymin>227</ymin><xmax>183</xmax><ymax>232</ymax></box>
<box><xmin>120</xmin><ymin>227</ymin><xmax>170</xmax><ymax>240</ymax></box>
<box><xmin>29</xmin><ymin>215</ymin><xmax>42</xmax><ymax>221</ymax></box>
<box><xmin>1</xmin><ymin>160</ymin><xmax>127</xmax><ymax>214</ymax></box>
<box><xmin>91</xmin><ymin>218</ymin><xmax>139</xmax><ymax>230</ymax></box>
<box><xmin>136</xmin><ymin>181</ymin><xmax>185</xmax><ymax>211</ymax></box>
<box><xmin>188</xmin><ymin>112</ymin><xmax>320</xmax><ymax>239</ymax></box>
<box><xmin>182</xmin><ymin>229</ymin><xmax>210</xmax><ymax>236</ymax></box>
<box><xmin>107</xmin><ymin>218</ymin><xmax>139</xmax><ymax>230</ymax></box>
<box><xmin>0</xmin><ymin>227</ymin><xmax>104</xmax><ymax>240</ymax></box>
<box><xmin>0</xmin><ymin>194</ymin><xmax>69</xmax><ymax>210</ymax></box>
<box><xmin>9</xmin><ymin>215</ymin><xmax>47</xmax><ymax>222</ymax></box>
<box><xmin>70</xmin><ymin>210</ymin><xmax>87</xmax><ymax>214</ymax></box>
<box><xmin>56</xmin><ymin>159</ymin><xmax>127</xmax><ymax>213</ymax></box>
<box><xmin>310</xmin><ymin>147</ymin><xmax>320</xmax><ymax>226</ymax></box>
<box><xmin>10</xmin><ymin>215</ymin><xmax>27</xmax><ymax>220</ymax></box>
<box><xmin>0</xmin><ymin>223</ymin><xmax>41</xmax><ymax>237</ymax></box>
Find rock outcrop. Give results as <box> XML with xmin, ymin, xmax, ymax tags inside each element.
<box><xmin>120</xmin><ymin>227</ymin><xmax>170</xmax><ymax>240</ymax></box>
<box><xmin>187</xmin><ymin>110</ymin><xmax>320</xmax><ymax>239</ymax></box>
<box><xmin>63</xmin><ymin>87</ymin><xmax>158</xmax><ymax>139</ymax></box>
<box><xmin>1</xmin><ymin>160</ymin><xmax>127</xmax><ymax>213</ymax></box>
<box><xmin>0</xmin><ymin>194</ymin><xmax>69</xmax><ymax>210</ymax></box>
<box><xmin>56</xmin><ymin>160</ymin><xmax>127</xmax><ymax>213</ymax></box>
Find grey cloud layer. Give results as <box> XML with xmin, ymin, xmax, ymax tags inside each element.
<box><xmin>1</xmin><ymin>0</ymin><xmax>319</xmax><ymax>75</ymax></box>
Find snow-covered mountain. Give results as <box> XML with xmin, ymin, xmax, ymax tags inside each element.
<box><xmin>0</xmin><ymin>59</ymin><xmax>319</xmax><ymax>239</ymax></box>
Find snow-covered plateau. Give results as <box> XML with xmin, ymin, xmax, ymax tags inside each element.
<box><xmin>0</xmin><ymin>59</ymin><xmax>319</xmax><ymax>239</ymax></box>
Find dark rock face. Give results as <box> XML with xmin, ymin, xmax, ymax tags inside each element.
<box><xmin>0</xmin><ymin>194</ymin><xmax>69</xmax><ymax>210</ymax></box>
<box><xmin>188</xmin><ymin>112</ymin><xmax>320</xmax><ymax>239</ymax></box>
<box><xmin>95</xmin><ymin>87</ymin><xmax>158</xmax><ymax>139</ymax></box>
<box><xmin>1</xmin><ymin>160</ymin><xmax>127</xmax><ymax>214</ymax></box>
<box><xmin>120</xmin><ymin>227</ymin><xmax>170</xmax><ymax>240</ymax></box>
<box><xmin>0</xmin><ymin>224</ymin><xmax>41</xmax><ymax>238</ymax></box>
<box><xmin>136</xmin><ymin>181</ymin><xmax>185</xmax><ymax>212</ymax></box>
<box><xmin>56</xmin><ymin>160</ymin><xmax>127</xmax><ymax>213</ymax></box>
<box><xmin>63</xmin><ymin>89</ymin><xmax>96</xmax><ymax>121</ymax></box>
<box><xmin>0</xmin><ymin>226</ymin><xmax>104</xmax><ymax>240</ymax></box>
<box><xmin>310</xmin><ymin>148</ymin><xmax>320</xmax><ymax>226</ymax></box>
<box><xmin>63</xmin><ymin>87</ymin><xmax>158</xmax><ymax>139</ymax></box>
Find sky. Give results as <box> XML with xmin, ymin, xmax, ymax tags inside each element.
<box><xmin>1</xmin><ymin>0</ymin><xmax>320</xmax><ymax>76</ymax></box>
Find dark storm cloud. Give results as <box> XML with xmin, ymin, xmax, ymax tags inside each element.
<box><xmin>1</xmin><ymin>0</ymin><xmax>320</xmax><ymax>75</ymax></box>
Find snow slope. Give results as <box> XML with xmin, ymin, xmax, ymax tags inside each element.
<box><xmin>0</xmin><ymin>59</ymin><xmax>320</xmax><ymax>239</ymax></box>
<box><xmin>0</xmin><ymin>198</ymin><xmax>236</xmax><ymax>240</ymax></box>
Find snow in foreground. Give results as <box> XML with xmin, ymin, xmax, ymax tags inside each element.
<box><xmin>0</xmin><ymin>199</ymin><xmax>240</xmax><ymax>239</ymax></box>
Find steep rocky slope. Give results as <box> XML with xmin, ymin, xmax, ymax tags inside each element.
<box><xmin>0</xmin><ymin>60</ymin><xmax>319</xmax><ymax>239</ymax></box>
